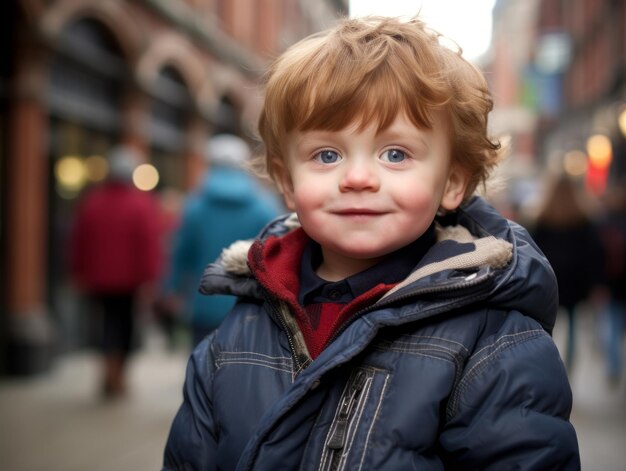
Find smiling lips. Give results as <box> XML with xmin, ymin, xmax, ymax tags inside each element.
<box><xmin>331</xmin><ymin>208</ymin><xmax>388</xmax><ymax>218</ymax></box>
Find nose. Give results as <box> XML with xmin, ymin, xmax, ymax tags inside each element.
<box><xmin>339</xmin><ymin>159</ymin><xmax>380</xmax><ymax>192</ymax></box>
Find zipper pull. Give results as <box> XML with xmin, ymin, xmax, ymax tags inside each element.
<box><xmin>327</xmin><ymin>371</ymin><xmax>367</xmax><ymax>450</ymax></box>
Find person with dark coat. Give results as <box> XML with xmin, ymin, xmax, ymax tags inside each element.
<box><xmin>532</xmin><ymin>175</ymin><xmax>605</xmax><ymax>370</ymax></box>
<box><xmin>163</xmin><ymin>16</ymin><xmax>579</xmax><ymax>469</ymax></box>
<box><xmin>597</xmin><ymin>183</ymin><xmax>626</xmax><ymax>384</ymax></box>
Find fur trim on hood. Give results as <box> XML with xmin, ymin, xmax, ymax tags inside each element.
<box><xmin>216</xmin><ymin>214</ymin><xmax>513</xmax><ymax>289</ymax></box>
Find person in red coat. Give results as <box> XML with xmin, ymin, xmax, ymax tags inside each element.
<box><xmin>69</xmin><ymin>146</ymin><xmax>163</xmax><ymax>397</ymax></box>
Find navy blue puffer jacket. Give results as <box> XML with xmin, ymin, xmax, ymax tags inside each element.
<box><xmin>163</xmin><ymin>197</ymin><xmax>580</xmax><ymax>470</ymax></box>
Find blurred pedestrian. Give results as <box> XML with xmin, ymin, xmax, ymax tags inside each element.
<box><xmin>532</xmin><ymin>174</ymin><xmax>605</xmax><ymax>370</ymax></box>
<box><xmin>69</xmin><ymin>146</ymin><xmax>164</xmax><ymax>398</ymax></box>
<box><xmin>597</xmin><ymin>182</ymin><xmax>626</xmax><ymax>385</ymax></box>
<box><xmin>160</xmin><ymin>134</ymin><xmax>283</xmax><ymax>347</ymax></box>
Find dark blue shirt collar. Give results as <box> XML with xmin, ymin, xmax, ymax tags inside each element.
<box><xmin>298</xmin><ymin>223</ymin><xmax>436</xmax><ymax>305</ymax></box>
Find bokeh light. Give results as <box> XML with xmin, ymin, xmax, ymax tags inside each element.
<box><xmin>55</xmin><ymin>155</ymin><xmax>86</xmax><ymax>191</ymax></box>
<box><xmin>563</xmin><ymin>150</ymin><xmax>588</xmax><ymax>177</ymax></box>
<box><xmin>133</xmin><ymin>163</ymin><xmax>159</xmax><ymax>191</ymax></box>
<box><xmin>84</xmin><ymin>155</ymin><xmax>109</xmax><ymax>182</ymax></box>
<box><xmin>586</xmin><ymin>134</ymin><xmax>612</xmax><ymax>169</ymax></box>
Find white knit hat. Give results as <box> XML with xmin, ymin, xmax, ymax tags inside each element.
<box><xmin>108</xmin><ymin>146</ymin><xmax>139</xmax><ymax>182</ymax></box>
<box><xmin>205</xmin><ymin>134</ymin><xmax>250</xmax><ymax>168</ymax></box>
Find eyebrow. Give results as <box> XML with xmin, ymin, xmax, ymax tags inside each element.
<box><xmin>375</xmin><ymin>128</ymin><xmax>431</xmax><ymax>151</ymax></box>
<box><xmin>291</xmin><ymin>130</ymin><xmax>341</xmax><ymax>148</ymax></box>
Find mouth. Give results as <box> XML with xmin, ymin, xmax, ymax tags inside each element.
<box><xmin>331</xmin><ymin>208</ymin><xmax>387</xmax><ymax>217</ymax></box>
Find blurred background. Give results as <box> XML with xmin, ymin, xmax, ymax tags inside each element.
<box><xmin>0</xmin><ymin>0</ymin><xmax>624</xmax><ymax>469</ymax></box>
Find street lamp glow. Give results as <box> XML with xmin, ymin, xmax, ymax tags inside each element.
<box><xmin>563</xmin><ymin>150</ymin><xmax>588</xmax><ymax>177</ymax></box>
<box><xmin>133</xmin><ymin>163</ymin><xmax>159</xmax><ymax>191</ymax></box>
<box><xmin>55</xmin><ymin>155</ymin><xmax>86</xmax><ymax>191</ymax></box>
<box><xmin>586</xmin><ymin>134</ymin><xmax>612</xmax><ymax>169</ymax></box>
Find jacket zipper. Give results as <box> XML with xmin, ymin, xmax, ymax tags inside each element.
<box><xmin>324</xmin><ymin>370</ymin><xmax>368</xmax><ymax>471</ymax></box>
<box><xmin>266</xmin><ymin>296</ymin><xmax>308</xmax><ymax>373</ymax></box>
<box><xmin>317</xmin><ymin>278</ymin><xmax>488</xmax><ymax>470</ymax></box>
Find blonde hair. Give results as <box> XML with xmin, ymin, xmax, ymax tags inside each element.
<box><xmin>256</xmin><ymin>16</ymin><xmax>502</xmax><ymax>199</ymax></box>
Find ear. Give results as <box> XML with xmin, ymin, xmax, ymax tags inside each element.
<box><xmin>440</xmin><ymin>165</ymin><xmax>470</xmax><ymax>211</ymax></box>
<box><xmin>272</xmin><ymin>158</ymin><xmax>296</xmax><ymax>211</ymax></box>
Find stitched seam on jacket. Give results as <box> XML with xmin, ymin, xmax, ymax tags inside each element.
<box><xmin>389</xmin><ymin>335</ymin><xmax>469</xmax><ymax>353</ymax></box>
<box><xmin>373</xmin><ymin>342</ymin><xmax>462</xmax><ymax>366</ymax></box>
<box><xmin>357</xmin><ymin>373</ymin><xmax>390</xmax><ymax>471</ymax></box>
<box><xmin>461</xmin><ymin>329</ymin><xmax>545</xmax><ymax>382</ymax></box>
<box><xmin>215</xmin><ymin>359</ymin><xmax>293</xmax><ymax>374</ymax></box>
<box><xmin>378</xmin><ymin>350</ymin><xmax>457</xmax><ymax>365</ymax></box>
<box><xmin>469</xmin><ymin>329</ymin><xmax>543</xmax><ymax>360</ymax></box>
<box><xmin>338</xmin><ymin>375</ymin><xmax>374</xmax><ymax>470</ymax></box>
<box><xmin>216</xmin><ymin>352</ymin><xmax>292</xmax><ymax>365</ymax></box>
<box><xmin>377</xmin><ymin>342</ymin><xmax>461</xmax><ymax>356</ymax></box>
<box><xmin>219</xmin><ymin>351</ymin><xmax>292</xmax><ymax>361</ymax></box>
<box><xmin>379</xmin><ymin>341</ymin><xmax>460</xmax><ymax>355</ymax></box>
<box><xmin>215</xmin><ymin>351</ymin><xmax>293</xmax><ymax>373</ymax></box>
<box><xmin>447</xmin><ymin>329</ymin><xmax>546</xmax><ymax>417</ymax></box>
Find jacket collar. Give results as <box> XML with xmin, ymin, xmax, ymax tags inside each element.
<box><xmin>200</xmin><ymin>197</ymin><xmax>557</xmax><ymax>333</ymax></box>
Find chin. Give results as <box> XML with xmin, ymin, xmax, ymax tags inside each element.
<box><xmin>334</xmin><ymin>245</ymin><xmax>395</xmax><ymax>260</ymax></box>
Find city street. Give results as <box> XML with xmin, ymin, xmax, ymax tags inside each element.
<box><xmin>2</xmin><ymin>1</ymin><xmax>625</xmax><ymax>470</ymax></box>
<box><xmin>0</xmin><ymin>312</ymin><xmax>624</xmax><ymax>471</ymax></box>
<box><xmin>0</xmin><ymin>329</ymin><xmax>186</xmax><ymax>471</ymax></box>
<box><xmin>553</xmin><ymin>310</ymin><xmax>626</xmax><ymax>471</ymax></box>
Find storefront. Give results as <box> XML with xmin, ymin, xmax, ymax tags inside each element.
<box><xmin>1</xmin><ymin>1</ymin><xmax>248</xmax><ymax>374</ymax></box>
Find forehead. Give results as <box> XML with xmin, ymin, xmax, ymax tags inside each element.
<box><xmin>296</xmin><ymin>110</ymin><xmax>448</xmax><ymax>138</ymax></box>
<box><xmin>287</xmin><ymin>112</ymin><xmax>451</xmax><ymax>152</ymax></box>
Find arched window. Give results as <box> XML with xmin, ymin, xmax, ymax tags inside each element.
<box><xmin>47</xmin><ymin>18</ymin><xmax>125</xmax><ymax>132</ymax></box>
<box><xmin>150</xmin><ymin>66</ymin><xmax>191</xmax><ymax>151</ymax></box>
<box><xmin>215</xmin><ymin>94</ymin><xmax>241</xmax><ymax>135</ymax></box>
<box><xmin>149</xmin><ymin>65</ymin><xmax>193</xmax><ymax>189</ymax></box>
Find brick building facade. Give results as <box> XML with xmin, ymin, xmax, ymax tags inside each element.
<box><xmin>0</xmin><ymin>0</ymin><xmax>347</xmax><ymax>375</ymax></box>
<box><xmin>488</xmin><ymin>0</ymin><xmax>625</xmax><ymax>215</ymax></box>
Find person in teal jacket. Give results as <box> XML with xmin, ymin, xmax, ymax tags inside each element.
<box><xmin>161</xmin><ymin>134</ymin><xmax>283</xmax><ymax>347</ymax></box>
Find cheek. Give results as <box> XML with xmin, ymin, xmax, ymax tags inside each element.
<box><xmin>291</xmin><ymin>174</ymin><xmax>327</xmax><ymax>210</ymax></box>
<box><xmin>392</xmin><ymin>182</ymin><xmax>441</xmax><ymax>214</ymax></box>
<box><xmin>293</xmin><ymin>186</ymin><xmax>322</xmax><ymax>214</ymax></box>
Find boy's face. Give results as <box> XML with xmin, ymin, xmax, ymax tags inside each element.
<box><xmin>276</xmin><ymin>112</ymin><xmax>468</xmax><ymax>280</ymax></box>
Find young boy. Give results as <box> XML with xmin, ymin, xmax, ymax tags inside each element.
<box><xmin>163</xmin><ymin>16</ymin><xmax>579</xmax><ymax>470</ymax></box>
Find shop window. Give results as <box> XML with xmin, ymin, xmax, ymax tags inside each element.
<box><xmin>215</xmin><ymin>94</ymin><xmax>240</xmax><ymax>135</ymax></box>
<box><xmin>46</xmin><ymin>18</ymin><xmax>127</xmax><ymax>351</ymax></box>
<box><xmin>47</xmin><ymin>18</ymin><xmax>125</xmax><ymax>132</ymax></box>
<box><xmin>149</xmin><ymin>66</ymin><xmax>192</xmax><ymax>190</ymax></box>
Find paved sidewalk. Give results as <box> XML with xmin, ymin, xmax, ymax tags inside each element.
<box><xmin>553</xmin><ymin>311</ymin><xmax>626</xmax><ymax>471</ymax></box>
<box><xmin>0</xmin><ymin>331</ymin><xmax>188</xmax><ymax>471</ymax></box>
<box><xmin>0</xmin><ymin>316</ymin><xmax>624</xmax><ymax>471</ymax></box>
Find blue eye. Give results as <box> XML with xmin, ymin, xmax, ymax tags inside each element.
<box><xmin>315</xmin><ymin>150</ymin><xmax>341</xmax><ymax>164</ymax></box>
<box><xmin>381</xmin><ymin>149</ymin><xmax>406</xmax><ymax>163</ymax></box>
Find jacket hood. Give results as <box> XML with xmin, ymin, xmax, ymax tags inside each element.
<box><xmin>201</xmin><ymin>166</ymin><xmax>258</xmax><ymax>206</ymax></box>
<box><xmin>452</xmin><ymin>197</ymin><xmax>558</xmax><ymax>332</ymax></box>
<box><xmin>200</xmin><ymin>197</ymin><xmax>558</xmax><ymax>333</ymax></box>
